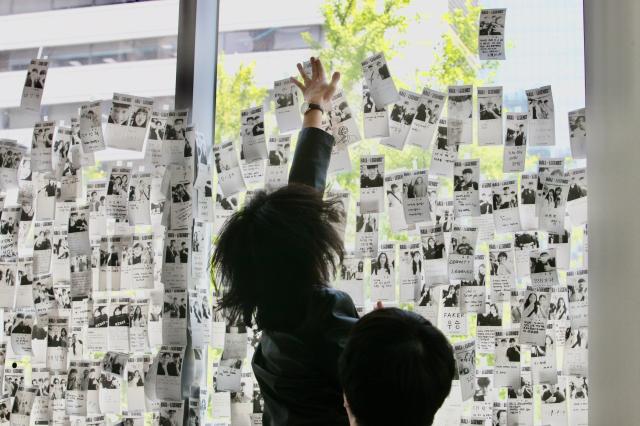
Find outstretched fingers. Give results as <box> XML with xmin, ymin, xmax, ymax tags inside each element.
<box><xmin>290</xmin><ymin>76</ymin><xmax>305</xmax><ymax>91</ymax></box>
<box><xmin>296</xmin><ymin>62</ymin><xmax>310</xmax><ymax>83</ymax></box>
<box><xmin>326</xmin><ymin>71</ymin><xmax>341</xmax><ymax>97</ymax></box>
<box><xmin>316</xmin><ymin>57</ymin><xmax>326</xmax><ymax>81</ymax></box>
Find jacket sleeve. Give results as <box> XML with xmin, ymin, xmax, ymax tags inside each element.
<box><xmin>288</xmin><ymin>126</ymin><xmax>334</xmax><ymax>193</ymax></box>
<box><xmin>317</xmin><ymin>290</ymin><xmax>359</xmax><ymax>387</ymax></box>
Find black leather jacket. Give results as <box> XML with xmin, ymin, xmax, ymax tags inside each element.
<box><xmin>252</xmin><ymin>126</ymin><xmax>359</xmax><ymax>425</ymax></box>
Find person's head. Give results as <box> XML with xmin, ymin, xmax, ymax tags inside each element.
<box><xmin>478</xmin><ymin>264</ymin><xmax>486</xmax><ymax>275</ymax></box>
<box><xmin>339</xmin><ymin>308</ymin><xmax>455</xmax><ymax>426</ymax></box>
<box><xmin>498</xmin><ymin>252</ymin><xmax>507</xmax><ymax>264</ymax></box>
<box><xmin>134</xmin><ymin>108</ymin><xmax>148</xmax><ymax>126</ymax></box>
<box><xmin>212</xmin><ymin>184</ymin><xmax>345</xmax><ymax>331</ymax></box>
<box><xmin>427</xmin><ymin>237</ymin><xmax>435</xmax><ymax>249</ymax></box>
<box><xmin>377</xmin><ymin>252</ymin><xmax>388</xmax><ymax>268</ymax></box>
<box><xmin>174</xmin><ymin>118</ymin><xmax>184</xmax><ymax>131</ymax></box>
<box><xmin>489</xmin><ymin>304</ymin><xmax>498</xmax><ymax>316</ymax></box>
<box><xmin>110</xmin><ymin>103</ymin><xmax>129</xmax><ymax>124</ymax></box>
<box><xmin>462</xmin><ymin>168</ymin><xmax>472</xmax><ymax>183</ymax></box>
<box><xmin>366</xmin><ymin>165</ymin><xmax>377</xmax><ymax>180</ymax></box>
<box><xmin>509</xmin><ymin>338</ymin><xmax>516</xmax><ymax>347</ymax></box>
<box><xmin>526</xmin><ymin>293</ymin><xmax>537</xmax><ymax>305</ymax></box>
<box><xmin>390</xmin><ymin>183</ymin><xmax>398</xmax><ymax>194</ymax></box>
<box><xmin>539</xmin><ymin>251</ymin><xmax>549</xmax><ymax>263</ymax></box>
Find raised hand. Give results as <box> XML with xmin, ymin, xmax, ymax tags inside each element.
<box><xmin>291</xmin><ymin>57</ymin><xmax>340</xmax><ymax>107</ymax></box>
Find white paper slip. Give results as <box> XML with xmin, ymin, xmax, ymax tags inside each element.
<box><xmin>461</xmin><ymin>254</ymin><xmax>487</xmax><ymax>315</ymax></box>
<box><xmin>381</xmin><ymin>89</ymin><xmax>421</xmax><ymax>150</ymax></box>
<box><xmin>370</xmin><ymin>242</ymin><xmax>396</xmax><ymax>303</ymax></box>
<box><xmin>385</xmin><ymin>172</ymin><xmax>408</xmax><ymax>233</ymax></box>
<box><xmin>80</xmin><ymin>101</ymin><xmax>106</xmax><ymax>153</ymax></box>
<box><xmin>265</xmin><ymin>135</ymin><xmax>291</xmax><ymax>193</ymax></box>
<box><xmin>359</xmin><ymin>155</ymin><xmax>385</xmax><ymax>214</ymax></box>
<box><xmin>420</xmin><ymin>225</ymin><xmax>448</xmax><ymax>287</ymax></box>
<box><xmin>328</xmin><ymin>91</ymin><xmax>361</xmax><ymax>148</ymax></box>
<box><xmin>519</xmin><ymin>173</ymin><xmax>537</xmax><ymax>230</ymax></box>
<box><xmin>20</xmin><ymin>59</ymin><xmax>49</xmax><ymax>111</ymax></box>
<box><xmin>240</xmin><ymin>106</ymin><xmax>267</xmax><ymax>163</ymax></box>
<box><xmin>568</xmin><ymin>107</ymin><xmax>587</xmax><ymax>159</ymax></box>
<box><xmin>491</xmin><ymin>179</ymin><xmax>521</xmax><ymax>233</ymax></box>
<box><xmin>31</xmin><ymin>121</ymin><xmax>56</xmax><ymax>173</ymax></box>
<box><xmin>453</xmin><ymin>339</ymin><xmax>476</xmax><ymax>401</ymax></box>
<box><xmin>214</xmin><ymin>141</ymin><xmax>246</xmax><ymax>197</ymax></box>
<box><xmin>453</xmin><ymin>159</ymin><xmax>480</xmax><ymax>217</ymax></box>
<box><xmin>447</xmin><ymin>85</ymin><xmax>473</xmax><ymax>145</ymax></box>
<box><xmin>402</xmin><ymin>169</ymin><xmax>431</xmax><ymax>225</ymax></box>
<box><xmin>503</xmin><ymin>112</ymin><xmax>528</xmax><ymax>172</ymax></box>
<box><xmin>477</xmin><ymin>86</ymin><xmax>503</xmax><ymax>146</ymax></box>
<box><xmin>430</xmin><ymin>117</ymin><xmax>458</xmax><ymax>177</ymax></box>
<box><xmin>0</xmin><ymin>140</ymin><xmax>26</xmax><ymax>192</ymax></box>
<box><xmin>355</xmin><ymin>202</ymin><xmax>379</xmax><ymax>259</ymax></box>
<box><xmin>526</xmin><ymin>85</ymin><xmax>555</xmax><ymax>146</ymax></box>
<box><xmin>474</xmin><ymin>181</ymin><xmax>495</xmax><ymax>242</ymax></box>
<box><xmin>362</xmin><ymin>83</ymin><xmax>389</xmax><ymax>138</ymax></box>
<box><xmin>448</xmin><ymin>226</ymin><xmax>478</xmax><ymax>281</ymax></box>
<box><xmin>361</xmin><ymin>52</ymin><xmax>399</xmax><ymax>106</ymax></box>
<box><xmin>439</xmin><ymin>284</ymin><xmax>467</xmax><ymax>336</ymax></box>
<box><xmin>398</xmin><ymin>242</ymin><xmax>422</xmax><ymax>303</ymax></box>
<box><xmin>519</xmin><ymin>287</ymin><xmax>550</xmax><ymax>346</ymax></box>
<box><xmin>478</xmin><ymin>9</ymin><xmax>506</xmax><ymax>60</ymax></box>
<box><xmin>566</xmin><ymin>167</ymin><xmax>587</xmax><ymax>225</ymax></box>
<box><xmin>494</xmin><ymin>328</ymin><xmax>521</xmax><ymax>389</ymax></box>
<box><xmin>488</xmin><ymin>242</ymin><xmax>515</xmax><ymax>302</ymax></box>
<box><xmin>407</xmin><ymin>87</ymin><xmax>446</xmax><ymax>150</ymax></box>
<box><xmin>105</xmin><ymin>92</ymin><xmax>154</xmax><ymax>151</ymax></box>
<box><xmin>273</xmin><ymin>78</ymin><xmax>302</xmax><ymax>132</ymax></box>
<box><xmin>538</xmin><ymin>175</ymin><xmax>569</xmax><ymax>233</ymax></box>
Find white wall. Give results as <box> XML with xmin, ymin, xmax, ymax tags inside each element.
<box><xmin>0</xmin><ymin>0</ymin><xmax>178</xmax><ymax>50</ymax></box>
<box><xmin>585</xmin><ymin>0</ymin><xmax>640</xmax><ymax>424</ymax></box>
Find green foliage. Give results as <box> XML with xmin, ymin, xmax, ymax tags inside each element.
<box><xmin>419</xmin><ymin>0</ymin><xmax>499</xmax><ymax>87</ymax></box>
<box><xmin>214</xmin><ymin>55</ymin><xmax>268</xmax><ymax>145</ymax></box>
<box><xmin>304</xmin><ymin>0</ymin><xmax>510</xmax><ymax>242</ymax></box>
<box><xmin>302</xmin><ymin>0</ymin><xmax>413</xmax><ymax>94</ymax></box>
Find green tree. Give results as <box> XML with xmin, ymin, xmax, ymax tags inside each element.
<box><xmin>302</xmin><ymin>0</ymin><xmax>414</xmax><ymax>95</ymax></box>
<box><xmin>417</xmin><ymin>0</ymin><xmax>536</xmax><ymax>181</ymax></box>
<box><xmin>302</xmin><ymin>0</ymin><xmax>513</xmax><ymax>242</ymax></box>
<box><xmin>419</xmin><ymin>0</ymin><xmax>498</xmax><ymax>88</ymax></box>
<box><xmin>214</xmin><ymin>55</ymin><xmax>268</xmax><ymax>145</ymax></box>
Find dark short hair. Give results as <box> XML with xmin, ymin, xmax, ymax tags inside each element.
<box><xmin>211</xmin><ymin>184</ymin><xmax>345</xmax><ymax>331</ymax></box>
<box><xmin>339</xmin><ymin>308</ymin><xmax>455</xmax><ymax>426</ymax></box>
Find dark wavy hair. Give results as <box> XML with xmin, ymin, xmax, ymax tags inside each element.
<box><xmin>339</xmin><ymin>308</ymin><xmax>455</xmax><ymax>426</ymax></box>
<box><xmin>211</xmin><ymin>184</ymin><xmax>345</xmax><ymax>331</ymax></box>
